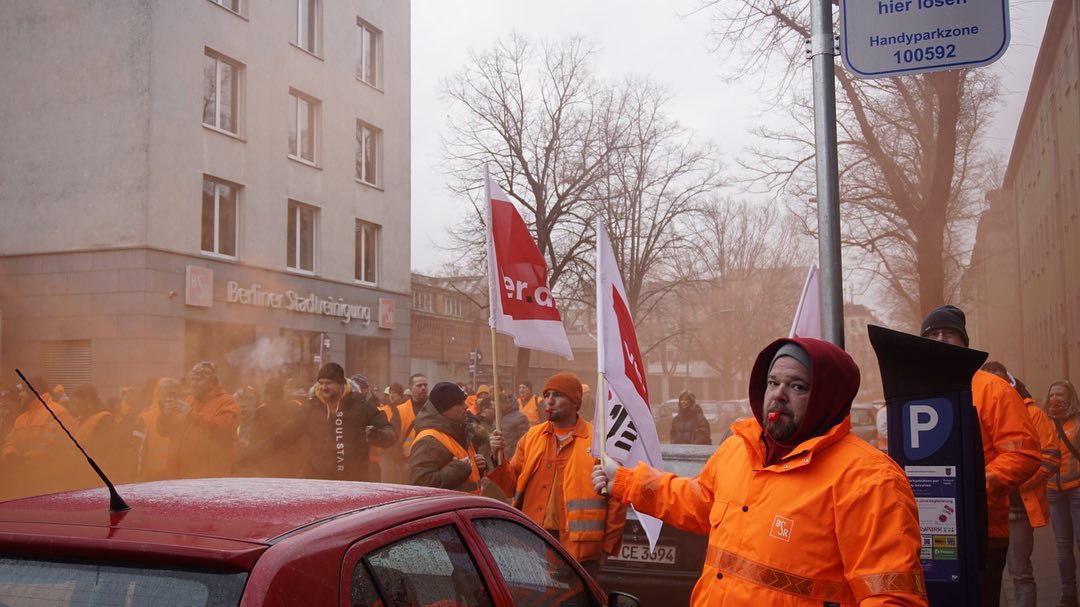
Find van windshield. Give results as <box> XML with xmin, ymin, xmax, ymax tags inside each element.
<box><xmin>0</xmin><ymin>558</ymin><xmax>246</xmax><ymax>607</ymax></box>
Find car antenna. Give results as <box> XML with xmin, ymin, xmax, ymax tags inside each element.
<box><xmin>15</xmin><ymin>369</ymin><xmax>130</xmax><ymax>512</ymax></box>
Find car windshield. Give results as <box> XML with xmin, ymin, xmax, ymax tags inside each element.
<box><xmin>0</xmin><ymin>558</ymin><xmax>247</xmax><ymax>607</ymax></box>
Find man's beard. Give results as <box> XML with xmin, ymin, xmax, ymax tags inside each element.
<box><xmin>765</xmin><ymin>407</ymin><xmax>796</xmax><ymax>441</ymax></box>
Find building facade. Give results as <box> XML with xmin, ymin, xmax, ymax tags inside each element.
<box><xmin>0</xmin><ymin>1</ymin><xmax>412</xmax><ymax>394</ymax></box>
<box><xmin>966</xmin><ymin>0</ymin><xmax>1079</xmax><ymax>393</ymax></box>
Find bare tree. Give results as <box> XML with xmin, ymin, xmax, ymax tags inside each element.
<box><xmin>440</xmin><ymin>33</ymin><xmax>722</xmax><ymax>379</ymax></box>
<box><xmin>697</xmin><ymin>0</ymin><xmax>1001</xmax><ymax>326</ymax></box>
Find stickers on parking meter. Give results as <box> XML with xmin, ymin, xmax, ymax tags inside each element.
<box><xmin>905</xmin><ymin>465</ymin><xmax>960</xmax><ymax>582</ymax></box>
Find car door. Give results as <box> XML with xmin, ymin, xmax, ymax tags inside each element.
<box><xmin>341</xmin><ymin>512</ymin><xmax>500</xmax><ymax>607</ymax></box>
<box><xmin>455</xmin><ymin>508</ymin><xmax>604</xmax><ymax>607</ymax></box>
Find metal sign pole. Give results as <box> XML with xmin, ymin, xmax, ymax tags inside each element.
<box><xmin>810</xmin><ymin>0</ymin><xmax>845</xmax><ymax>348</ymax></box>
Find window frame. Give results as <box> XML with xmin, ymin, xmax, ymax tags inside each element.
<box><xmin>413</xmin><ymin>290</ymin><xmax>434</xmax><ymax>313</ymax></box>
<box><xmin>289</xmin><ymin>89</ymin><xmax>320</xmax><ymax>166</ymax></box>
<box><xmin>355</xmin><ymin>17</ymin><xmax>382</xmax><ymax>89</ymax></box>
<box><xmin>286</xmin><ymin>199</ymin><xmax>317</xmax><ymax>274</ymax></box>
<box><xmin>202</xmin><ymin>49</ymin><xmax>243</xmax><ymax>137</ymax></box>
<box><xmin>201</xmin><ymin>175</ymin><xmax>240</xmax><ymax>259</ymax></box>
<box><xmin>207</xmin><ymin>0</ymin><xmax>243</xmax><ymax>17</ymax></box>
<box><xmin>354</xmin><ymin>220</ymin><xmax>379</xmax><ymax>286</ymax></box>
<box><xmin>295</xmin><ymin>0</ymin><xmax>321</xmax><ymax>57</ymax></box>
<box><xmin>355</xmin><ymin>119</ymin><xmax>382</xmax><ymax>187</ymax></box>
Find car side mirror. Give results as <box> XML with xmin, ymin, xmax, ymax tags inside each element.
<box><xmin>608</xmin><ymin>591</ymin><xmax>642</xmax><ymax>607</ymax></box>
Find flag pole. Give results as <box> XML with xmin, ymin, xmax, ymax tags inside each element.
<box><xmin>484</xmin><ymin>164</ymin><xmax>504</xmax><ymax>466</ymax></box>
<box><xmin>595</xmin><ymin>218</ymin><xmax>608</xmax><ymax>495</ymax></box>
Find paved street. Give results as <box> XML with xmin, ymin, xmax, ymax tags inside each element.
<box><xmin>1001</xmin><ymin>523</ymin><xmax>1076</xmax><ymax>607</ymax></box>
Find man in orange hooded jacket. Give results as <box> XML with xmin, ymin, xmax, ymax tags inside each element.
<box><xmin>920</xmin><ymin>305</ymin><xmax>1041</xmax><ymax>607</ymax></box>
<box><xmin>593</xmin><ymin>338</ymin><xmax>927</xmax><ymax>606</ymax></box>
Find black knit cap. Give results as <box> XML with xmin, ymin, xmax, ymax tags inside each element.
<box><xmin>429</xmin><ymin>381</ymin><xmax>466</xmax><ymax>413</ymax></box>
<box><xmin>317</xmin><ymin>362</ymin><xmax>347</xmax><ymax>385</ymax></box>
<box><xmin>920</xmin><ymin>305</ymin><xmax>970</xmax><ymax>346</ymax></box>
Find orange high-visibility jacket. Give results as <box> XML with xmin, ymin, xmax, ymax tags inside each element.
<box><xmin>136</xmin><ymin>404</ymin><xmax>171</xmax><ymax>481</ymax></box>
<box><xmin>160</xmin><ymin>384</ymin><xmax>239</xmax><ymax>479</ymax></box>
<box><xmin>488</xmin><ymin>416</ymin><xmax>626</xmax><ymax>563</ymax></box>
<box><xmin>517</xmin><ymin>395</ymin><xmax>540</xmax><ymax>425</ymax></box>
<box><xmin>971</xmin><ymin>371</ymin><xmax>1041</xmax><ymax>538</ymax></box>
<box><xmin>1049</xmin><ymin>416</ymin><xmax>1080</xmax><ymax>491</ymax></box>
<box><xmin>412</xmin><ymin>428</ymin><xmax>481</xmax><ymax>494</ymax></box>
<box><xmin>396</xmin><ymin>400</ymin><xmax>421</xmax><ymax>457</ymax></box>
<box><xmin>1016</xmin><ymin>399</ymin><xmax>1058</xmax><ymax>527</ymax></box>
<box><xmin>613</xmin><ymin>416</ymin><xmax>927</xmax><ymax>607</ymax></box>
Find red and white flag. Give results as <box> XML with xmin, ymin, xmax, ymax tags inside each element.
<box><xmin>788</xmin><ymin>264</ymin><xmax>821</xmax><ymax>339</ymax></box>
<box><xmin>593</xmin><ymin>220</ymin><xmax>664</xmax><ymax>551</ymax></box>
<box><xmin>484</xmin><ymin>170</ymin><xmax>573</xmax><ymax>359</ymax></box>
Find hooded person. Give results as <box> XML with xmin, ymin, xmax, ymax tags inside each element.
<box><xmin>487</xmin><ymin>372</ymin><xmax>627</xmax><ymax>579</ymax></box>
<box><xmin>135</xmin><ymin>377</ymin><xmax>180</xmax><ymax>481</ymax></box>
<box><xmin>157</xmin><ymin>361</ymin><xmax>241</xmax><ymax>479</ymax></box>
<box><xmin>408</xmin><ymin>381</ymin><xmax>486</xmax><ymax>493</ymax></box>
<box><xmin>593</xmin><ymin>338</ymin><xmax>928</xmax><ymax>606</ymax></box>
<box><xmin>236</xmin><ymin>363</ymin><xmax>395</xmax><ymax>481</ymax></box>
<box><xmin>670</xmin><ymin>389</ymin><xmax>711</xmax><ymax>445</ymax></box>
<box><xmin>0</xmin><ymin>375</ymin><xmax>83</xmax><ymax>500</ymax></box>
<box><xmin>920</xmin><ymin>305</ymin><xmax>1041</xmax><ymax>607</ymax></box>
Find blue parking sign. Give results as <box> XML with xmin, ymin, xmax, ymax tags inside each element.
<box><xmin>902</xmin><ymin>398</ymin><xmax>954</xmax><ymax>461</ymax></box>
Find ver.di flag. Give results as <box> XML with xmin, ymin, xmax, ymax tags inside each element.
<box><xmin>592</xmin><ymin>220</ymin><xmax>664</xmax><ymax>551</ymax></box>
<box><xmin>788</xmin><ymin>264</ymin><xmax>822</xmax><ymax>339</ymax></box>
<box><xmin>484</xmin><ymin>169</ymin><xmax>573</xmax><ymax>359</ymax></box>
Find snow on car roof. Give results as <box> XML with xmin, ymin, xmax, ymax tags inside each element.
<box><xmin>0</xmin><ymin>478</ymin><xmax>455</xmax><ymax>545</ymax></box>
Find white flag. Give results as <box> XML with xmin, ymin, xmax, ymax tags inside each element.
<box><xmin>484</xmin><ymin>169</ymin><xmax>573</xmax><ymax>359</ymax></box>
<box><xmin>592</xmin><ymin>220</ymin><xmax>664</xmax><ymax>551</ymax></box>
<box><xmin>788</xmin><ymin>264</ymin><xmax>821</xmax><ymax>339</ymax></box>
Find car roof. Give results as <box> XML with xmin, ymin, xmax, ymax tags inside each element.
<box><xmin>0</xmin><ymin>478</ymin><xmax>469</xmax><ymax>546</ymax></box>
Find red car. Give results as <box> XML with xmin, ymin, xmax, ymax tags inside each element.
<box><xmin>0</xmin><ymin>478</ymin><xmax>640</xmax><ymax>607</ymax></box>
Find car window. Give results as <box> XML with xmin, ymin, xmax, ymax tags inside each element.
<box><xmin>360</xmin><ymin>525</ymin><xmax>494</xmax><ymax>607</ymax></box>
<box><xmin>0</xmin><ymin>557</ymin><xmax>246</xmax><ymax>607</ymax></box>
<box><xmin>472</xmin><ymin>518</ymin><xmax>591</xmax><ymax>607</ymax></box>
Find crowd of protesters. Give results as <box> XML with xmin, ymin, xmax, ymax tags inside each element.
<box><xmin>0</xmin><ymin>361</ymin><xmax>558</xmax><ymax>503</ymax></box>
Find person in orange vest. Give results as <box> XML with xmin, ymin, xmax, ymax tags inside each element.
<box><xmin>134</xmin><ymin>377</ymin><xmax>180</xmax><ymax>481</ymax></box>
<box><xmin>981</xmin><ymin>362</ymin><xmax>1060</xmax><ymax>607</ymax></box>
<box><xmin>466</xmin><ymin>384</ymin><xmax>490</xmax><ymax>416</ymax></box>
<box><xmin>592</xmin><ymin>338</ymin><xmax>927</xmax><ymax>605</ymax></box>
<box><xmin>396</xmin><ymin>373</ymin><xmax>429</xmax><ymax>459</ymax></box>
<box><xmin>488</xmin><ymin>372</ymin><xmax>627</xmax><ymax>579</ymax></box>
<box><xmin>516</xmin><ymin>380</ymin><xmax>540</xmax><ymax>425</ymax></box>
<box><xmin>0</xmin><ymin>375</ymin><xmax>84</xmax><ymax>500</ymax></box>
<box><xmin>158</xmin><ymin>361</ymin><xmax>240</xmax><ymax>479</ymax></box>
<box><xmin>1046</xmin><ymin>379</ymin><xmax>1080</xmax><ymax>607</ymax></box>
<box><xmin>408</xmin><ymin>382</ymin><xmax>486</xmax><ymax>493</ymax></box>
<box><xmin>374</xmin><ymin>382</ymin><xmax>407</xmax><ymax>483</ymax></box>
<box><xmin>920</xmin><ymin>305</ymin><xmax>1041</xmax><ymax>607</ymax></box>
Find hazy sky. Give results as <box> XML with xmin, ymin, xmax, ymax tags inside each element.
<box><xmin>409</xmin><ymin>0</ymin><xmax>1054</xmax><ymax>273</ymax></box>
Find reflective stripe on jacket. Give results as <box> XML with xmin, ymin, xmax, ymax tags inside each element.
<box><xmin>413</xmin><ymin>428</ymin><xmax>481</xmax><ymax>494</ymax></box>
<box><xmin>1017</xmin><ymin>401</ymin><xmax>1058</xmax><ymax>527</ymax></box>
<box><xmin>487</xmin><ymin>416</ymin><xmax>626</xmax><ymax>563</ymax></box>
<box><xmin>612</xmin><ymin>416</ymin><xmax>927</xmax><ymax>607</ymax></box>
<box><xmin>1049</xmin><ymin>416</ymin><xmax>1080</xmax><ymax>491</ymax></box>
<box><xmin>971</xmin><ymin>370</ymin><xmax>1042</xmax><ymax>537</ymax></box>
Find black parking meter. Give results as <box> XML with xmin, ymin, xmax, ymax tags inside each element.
<box><xmin>868</xmin><ymin>324</ymin><xmax>987</xmax><ymax>606</ymax></box>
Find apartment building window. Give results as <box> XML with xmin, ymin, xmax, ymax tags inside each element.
<box><xmin>354</xmin><ymin>220</ymin><xmax>379</xmax><ymax>285</ymax></box>
<box><xmin>295</xmin><ymin>0</ymin><xmax>320</xmax><ymax>55</ymax></box>
<box><xmin>208</xmin><ymin>0</ymin><xmax>241</xmax><ymax>15</ymax></box>
<box><xmin>289</xmin><ymin>90</ymin><xmax>319</xmax><ymax>164</ymax></box>
<box><xmin>443</xmin><ymin>296</ymin><xmax>463</xmax><ymax>318</ymax></box>
<box><xmin>356</xmin><ymin>120</ymin><xmax>381</xmax><ymax>186</ymax></box>
<box><xmin>287</xmin><ymin>200</ymin><xmax>316</xmax><ymax>272</ymax></box>
<box><xmin>356</xmin><ymin>17</ymin><xmax>381</xmax><ymax>87</ymax></box>
<box><xmin>413</xmin><ymin>291</ymin><xmax>434</xmax><ymax>313</ymax></box>
<box><xmin>203</xmin><ymin>50</ymin><xmax>241</xmax><ymax>135</ymax></box>
<box><xmin>202</xmin><ymin>176</ymin><xmax>238</xmax><ymax>257</ymax></box>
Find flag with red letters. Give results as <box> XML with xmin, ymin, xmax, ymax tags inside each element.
<box><xmin>484</xmin><ymin>170</ymin><xmax>573</xmax><ymax>359</ymax></box>
<box><xmin>593</xmin><ymin>219</ymin><xmax>664</xmax><ymax>551</ymax></box>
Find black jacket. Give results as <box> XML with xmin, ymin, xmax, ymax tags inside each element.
<box><xmin>408</xmin><ymin>402</ymin><xmax>476</xmax><ymax>491</ymax></box>
<box><xmin>238</xmin><ymin>390</ymin><xmax>395</xmax><ymax>481</ymax></box>
<box><xmin>670</xmin><ymin>404</ymin><xmax>712</xmax><ymax>445</ymax></box>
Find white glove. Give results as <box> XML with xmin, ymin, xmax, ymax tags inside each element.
<box><xmin>592</xmin><ymin>454</ymin><xmax>620</xmax><ymax>495</ymax></box>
